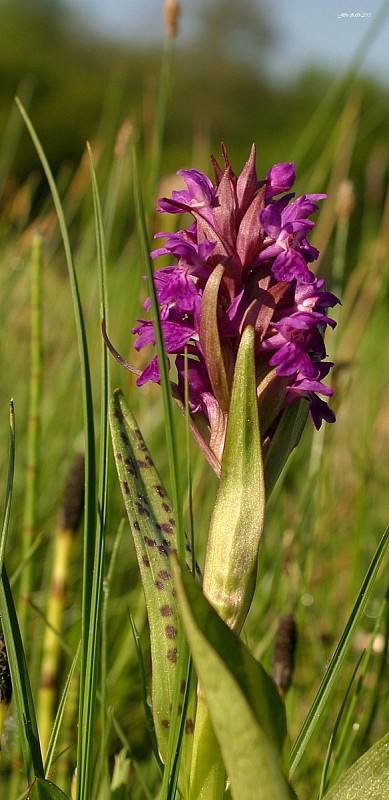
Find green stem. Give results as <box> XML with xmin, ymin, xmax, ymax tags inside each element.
<box><xmin>189</xmin><ymin>692</ymin><xmax>225</xmax><ymax>800</ymax></box>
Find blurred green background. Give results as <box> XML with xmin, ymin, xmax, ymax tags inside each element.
<box><xmin>1</xmin><ymin>0</ymin><xmax>389</xmax><ymax>183</ymax></box>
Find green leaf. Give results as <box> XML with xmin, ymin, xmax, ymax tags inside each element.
<box><xmin>264</xmin><ymin>400</ymin><xmax>309</xmax><ymax>497</ymax></box>
<box><xmin>199</xmin><ymin>263</ymin><xmax>231</xmax><ymax>412</ymax></box>
<box><xmin>172</xmin><ymin>559</ymin><xmax>295</xmax><ymax>800</ymax></box>
<box><xmin>202</xmin><ymin>325</ymin><xmax>265</xmax><ymax>634</ymax></box>
<box><xmin>109</xmin><ymin>389</ymin><xmax>197</xmax><ymax>762</ymax></box>
<box><xmin>25</xmin><ymin>777</ymin><xmax>70</xmax><ymax>800</ymax></box>
<box><xmin>322</xmin><ymin>733</ymin><xmax>389</xmax><ymax>800</ymax></box>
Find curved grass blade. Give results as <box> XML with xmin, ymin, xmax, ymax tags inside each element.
<box><xmin>131</xmin><ymin>146</ymin><xmax>193</xmax><ymax>795</ymax></box>
<box><xmin>15</xmin><ymin>98</ymin><xmax>98</xmax><ymax>799</ymax></box>
<box><xmin>290</xmin><ymin>524</ymin><xmax>389</xmax><ymax>777</ymax></box>
<box><xmin>128</xmin><ymin>610</ymin><xmax>162</xmax><ymax>771</ymax></box>
<box><xmin>321</xmin><ymin>732</ymin><xmax>389</xmax><ymax>800</ymax></box>
<box><xmin>109</xmin><ymin>389</ymin><xmax>198</xmax><ymax>766</ymax></box>
<box><xmin>25</xmin><ymin>777</ymin><xmax>70</xmax><ymax>800</ymax></box>
<box><xmin>0</xmin><ymin>402</ymin><xmax>44</xmax><ymax>782</ymax></box>
<box><xmin>171</xmin><ymin>559</ymin><xmax>295</xmax><ymax>800</ymax></box>
<box><xmin>44</xmin><ymin>642</ymin><xmax>81</xmax><ymax>777</ymax></box>
<box><xmin>86</xmin><ymin>143</ymin><xmax>111</xmax><ymax>795</ymax></box>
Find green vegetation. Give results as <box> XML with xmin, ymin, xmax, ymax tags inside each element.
<box><xmin>0</xmin><ymin>1</ymin><xmax>388</xmax><ymax>798</ymax></box>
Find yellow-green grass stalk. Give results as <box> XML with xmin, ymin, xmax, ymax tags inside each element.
<box><xmin>38</xmin><ymin>453</ymin><xmax>85</xmax><ymax>758</ymax></box>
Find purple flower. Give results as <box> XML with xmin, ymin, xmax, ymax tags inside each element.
<box><xmin>132</xmin><ymin>145</ymin><xmax>340</xmax><ymax>468</ymax></box>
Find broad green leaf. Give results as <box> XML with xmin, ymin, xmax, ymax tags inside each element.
<box><xmin>264</xmin><ymin>399</ymin><xmax>309</xmax><ymax>498</ymax></box>
<box><xmin>172</xmin><ymin>560</ymin><xmax>295</xmax><ymax>800</ymax></box>
<box><xmin>322</xmin><ymin>733</ymin><xmax>389</xmax><ymax>800</ymax></box>
<box><xmin>202</xmin><ymin>325</ymin><xmax>265</xmax><ymax>634</ymax></box>
<box><xmin>25</xmin><ymin>777</ymin><xmax>70</xmax><ymax>800</ymax></box>
<box><xmin>109</xmin><ymin>389</ymin><xmax>197</xmax><ymax>762</ymax></box>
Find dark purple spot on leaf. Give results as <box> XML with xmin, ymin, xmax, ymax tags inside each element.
<box><xmin>114</xmin><ymin>408</ymin><xmax>124</xmax><ymax>421</ymax></box>
<box><xmin>155</xmin><ymin>485</ymin><xmax>166</xmax><ymax>498</ymax></box>
<box><xmin>144</xmin><ymin>536</ymin><xmax>156</xmax><ymax>547</ymax></box>
<box><xmin>160</xmin><ymin>604</ymin><xmax>173</xmax><ymax>617</ymax></box>
<box><xmin>137</xmin><ymin>460</ymin><xmax>148</xmax><ymax>469</ymax></box>
<box><xmin>160</xmin><ymin>523</ymin><xmax>173</xmax><ymax>535</ymax></box>
<box><xmin>154</xmin><ymin>580</ymin><xmax>164</xmax><ymax>590</ymax></box>
<box><xmin>136</xmin><ymin>502</ymin><xmax>150</xmax><ymax>517</ymax></box>
<box><xmin>133</xmin><ymin>521</ymin><xmax>140</xmax><ymax>531</ymax></box>
<box><xmin>138</xmin><ymin>493</ymin><xmax>149</xmax><ymax>505</ymax></box>
<box><xmin>185</xmin><ymin>719</ymin><xmax>194</xmax><ymax>734</ymax></box>
<box><xmin>142</xmin><ymin>555</ymin><xmax>150</xmax><ymax>567</ymax></box>
<box><xmin>161</xmin><ymin>719</ymin><xmax>170</xmax><ymax>729</ymax></box>
<box><xmin>165</xmin><ymin>625</ymin><xmax>177</xmax><ymax>640</ymax></box>
<box><xmin>122</xmin><ymin>481</ymin><xmax>130</xmax><ymax>495</ymax></box>
<box><xmin>124</xmin><ymin>457</ymin><xmax>137</xmax><ymax>476</ymax></box>
<box><xmin>167</xmin><ymin>648</ymin><xmax>178</xmax><ymax>663</ymax></box>
<box><xmin>120</xmin><ymin>432</ymin><xmax>130</xmax><ymax>446</ymax></box>
<box><xmin>158</xmin><ymin>545</ymin><xmax>169</xmax><ymax>557</ymax></box>
<box><xmin>116</xmin><ymin>452</ymin><xmax>122</xmax><ymax>461</ymax></box>
<box><xmin>159</xmin><ymin>570</ymin><xmax>170</xmax><ymax>581</ymax></box>
<box><xmin>162</xmin><ymin>502</ymin><xmax>172</xmax><ymax>513</ymax></box>
<box><xmin>180</xmin><ymin>679</ymin><xmax>186</xmax><ymax>693</ymax></box>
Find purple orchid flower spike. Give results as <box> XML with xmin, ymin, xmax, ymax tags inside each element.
<box><xmin>132</xmin><ymin>144</ymin><xmax>340</xmax><ymax>475</ymax></box>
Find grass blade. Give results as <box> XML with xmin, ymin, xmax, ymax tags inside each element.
<box><xmin>15</xmin><ymin>98</ymin><xmax>98</xmax><ymax>799</ymax></box>
<box><xmin>0</xmin><ymin>401</ymin><xmax>43</xmax><ymax>782</ymax></box>
<box><xmin>290</xmin><ymin>525</ymin><xmax>389</xmax><ymax>777</ymax></box>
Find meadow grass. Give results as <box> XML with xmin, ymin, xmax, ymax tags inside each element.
<box><xmin>0</xmin><ymin>16</ymin><xmax>388</xmax><ymax>800</ymax></box>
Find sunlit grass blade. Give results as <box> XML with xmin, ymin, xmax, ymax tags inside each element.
<box><xmin>128</xmin><ymin>611</ymin><xmax>162</xmax><ymax>772</ymax></box>
<box><xmin>318</xmin><ymin>652</ymin><xmax>364</xmax><ymax>800</ymax></box>
<box><xmin>24</xmin><ymin>777</ymin><xmax>70</xmax><ymax>799</ymax></box>
<box><xmin>131</xmin><ymin>144</ymin><xmax>192</xmax><ymax>796</ymax></box>
<box><xmin>44</xmin><ymin>642</ymin><xmax>81</xmax><ymax>777</ymax></box>
<box><xmin>290</xmin><ymin>524</ymin><xmax>389</xmax><ymax>777</ymax></box>
<box><xmin>87</xmin><ymin>140</ymin><xmax>111</xmax><ymax>778</ymax></box>
<box><xmin>15</xmin><ymin>99</ymin><xmax>97</xmax><ymax>799</ymax></box>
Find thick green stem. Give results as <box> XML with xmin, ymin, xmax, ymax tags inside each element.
<box><xmin>189</xmin><ymin>692</ymin><xmax>225</xmax><ymax>800</ymax></box>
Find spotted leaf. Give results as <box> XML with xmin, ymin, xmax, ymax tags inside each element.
<box><xmin>109</xmin><ymin>388</ymin><xmax>199</xmax><ymax>763</ymax></box>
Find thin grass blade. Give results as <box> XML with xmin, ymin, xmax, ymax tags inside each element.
<box><xmin>290</xmin><ymin>524</ymin><xmax>389</xmax><ymax>776</ymax></box>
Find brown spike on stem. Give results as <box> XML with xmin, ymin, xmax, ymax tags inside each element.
<box><xmin>272</xmin><ymin>613</ymin><xmax>298</xmax><ymax>699</ymax></box>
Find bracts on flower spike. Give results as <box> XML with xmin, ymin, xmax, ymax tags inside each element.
<box><xmin>133</xmin><ymin>144</ymin><xmax>340</xmax><ymax>476</ymax></box>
